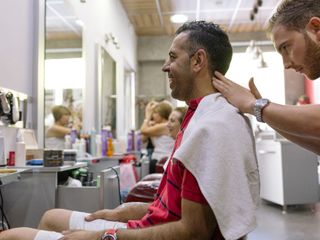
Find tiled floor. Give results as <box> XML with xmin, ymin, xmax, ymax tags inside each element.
<box><xmin>248</xmin><ymin>200</ymin><xmax>320</xmax><ymax>240</ymax></box>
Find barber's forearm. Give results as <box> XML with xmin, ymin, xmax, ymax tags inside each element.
<box><xmin>273</xmin><ymin>128</ymin><xmax>320</xmax><ymax>155</ymax></box>
<box><xmin>261</xmin><ymin>103</ymin><xmax>320</xmax><ymax>139</ymax></box>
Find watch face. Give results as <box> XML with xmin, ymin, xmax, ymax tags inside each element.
<box><xmin>102</xmin><ymin>230</ymin><xmax>117</xmax><ymax>240</ymax></box>
<box><xmin>105</xmin><ymin>236</ymin><xmax>115</xmax><ymax>240</ymax></box>
<box><xmin>102</xmin><ymin>234</ymin><xmax>115</xmax><ymax>240</ymax></box>
<box><xmin>257</xmin><ymin>98</ymin><xmax>269</xmax><ymax>106</ymax></box>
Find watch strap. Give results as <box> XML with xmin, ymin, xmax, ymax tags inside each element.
<box><xmin>254</xmin><ymin>98</ymin><xmax>270</xmax><ymax>123</ymax></box>
<box><xmin>101</xmin><ymin>229</ymin><xmax>117</xmax><ymax>240</ymax></box>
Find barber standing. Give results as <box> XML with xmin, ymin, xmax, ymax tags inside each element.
<box><xmin>212</xmin><ymin>0</ymin><xmax>320</xmax><ymax>155</ymax></box>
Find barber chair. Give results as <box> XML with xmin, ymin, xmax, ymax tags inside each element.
<box><xmin>124</xmin><ymin>179</ymin><xmax>160</xmax><ymax>203</ymax></box>
<box><xmin>155</xmin><ymin>156</ymin><xmax>169</xmax><ymax>173</ymax></box>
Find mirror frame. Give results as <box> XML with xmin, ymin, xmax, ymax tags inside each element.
<box><xmin>35</xmin><ymin>0</ymin><xmax>45</xmax><ymax>148</ymax></box>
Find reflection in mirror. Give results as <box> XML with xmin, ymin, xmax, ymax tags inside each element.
<box><xmin>98</xmin><ymin>47</ymin><xmax>117</xmax><ymax>137</ymax></box>
<box><xmin>44</xmin><ymin>0</ymin><xmax>84</xmax><ymax>149</ymax></box>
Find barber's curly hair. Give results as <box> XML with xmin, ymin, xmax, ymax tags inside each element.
<box><xmin>268</xmin><ymin>0</ymin><xmax>320</xmax><ymax>33</ymax></box>
<box><xmin>176</xmin><ymin>21</ymin><xmax>233</xmax><ymax>75</ymax></box>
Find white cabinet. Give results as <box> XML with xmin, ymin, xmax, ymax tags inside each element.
<box><xmin>256</xmin><ymin>139</ymin><xmax>319</xmax><ymax>211</ymax></box>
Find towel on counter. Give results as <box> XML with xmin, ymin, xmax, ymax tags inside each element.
<box><xmin>174</xmin><ymin>93</ymin><xmax>260</xmax><ymax>240</ymax></box>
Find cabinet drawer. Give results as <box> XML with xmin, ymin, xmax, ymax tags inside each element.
<box><xmin>256</xmin><ymin>141</ymin><xmax>284</xmax><ymax>204</ymax></box>
<box><xmin>57</xmin><ymin>167</ymin><xmax>121</xmax><ymax>212</ymax></box>
<box><xmin>57</xmin><ymin>186</ymin><xmax>100</xmax><ymax>212</ymax></box>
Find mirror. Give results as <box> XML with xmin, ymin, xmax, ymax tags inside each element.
<box><xmin>44</xmin><ymin>0</ymin><xmax>84</xmax><ymax>148</ymax></box>
<box><xmin>97</xmin><ymin>46</ymin><xmax>117</xmax><ymax>136</ymax></box>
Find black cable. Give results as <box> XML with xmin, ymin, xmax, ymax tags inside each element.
<box><xmin>110</xmin><ymin>167</ymin><xmax>122</xmax><ymax>205</ymax></box>
<box><xmin>0</xmin><ymin>189</ymin><xmax>5</xmax><ymax>231</ymax></box>
<box><xmin>0</xmin><ymin>189</ymin><xmax>10</xmax><ymax>229</ymax></box>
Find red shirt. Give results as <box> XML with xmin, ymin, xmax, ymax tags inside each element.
<box><xmin>128</xmin><ymin>97</ymin><xmax>208</xmax><ymax>227</ymax></box>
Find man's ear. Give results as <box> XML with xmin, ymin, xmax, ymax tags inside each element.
<box><xmin>306</xmin><ymin>17</ymin><xmax>320</xmax><ymax>41</ymax></box>
<box><xmin>191</xmin><ymin>49</ymin><xmax>207</xmax><ymax>72</ymax></box>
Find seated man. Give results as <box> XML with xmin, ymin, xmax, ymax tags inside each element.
<box><xmin>1</xmin><ymin>21</ymin><xmax>259</xmax><ymax>240</ymax></box>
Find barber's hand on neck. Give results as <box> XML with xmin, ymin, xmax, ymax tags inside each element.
<box><xmin>212</xmin><ymin>71</ymin><xmax>260</xmax><ymax>114</ymax></box>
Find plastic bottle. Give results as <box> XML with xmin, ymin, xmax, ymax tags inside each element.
<box><xmin>64</xmin><ymin>134</ymin><xmax>72</xmax><ymax>149</ymax></box>
<box><xmin>15</xmin><ymin>130</ymin><xmax>26</xmax><ymax>167</ymax></box>
<box><xmin>101</xmin><ymin>128</ymin><xmax>108</xmax><ymax>156</ymax></box>
<box><xmin>127</xmin><ymin>131</ymin><xmax>133</xmax><ymax>152</ymax></box>
<box><xmin>72</xmin><ymin>139</ymin><xmax>81</xmax><ymax>158</ymax></box>
<box><xmin>0</xmin><ymin>130</ymin><xmax>6</xmax><ymax>166</ymax></box>
<box><xmin>136</xmin><ymin>131</ymin><xmax>142</xmax><ymax>152</ymax></box>
<box><xmin>96</xmin><ymin>134</ymin><xmax>102</xmax><ymax>157</ymax></box>
<box><xmin>78</xmin><ymin>138</ymin><xmax>86</xmax><ymax>158</ymax></box>
<box><xmin>107</xmin><ymin>132</ymin><xmax>113</xmax><ymax>156</ymax></box>
<box><xmin>90</xmin><ymin>128</ymin><xmax>96</xmax><ymax>156</ymax></box>
<box><xmin>70</xmin><ymin>128</ymin><xmax>77</xmax><ymax>144</ymax></box>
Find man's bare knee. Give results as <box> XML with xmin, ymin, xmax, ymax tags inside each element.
<box><xmin>38</xmin><ymin>208</ymin><xmax>71</xmax><ymax>232</ymax></box>
<box><xmin>0</xmin><ymin>227</ymin><xmax>38</xmax><ymax>240</ymax></box>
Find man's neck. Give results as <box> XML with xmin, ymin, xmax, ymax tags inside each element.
<box><xmin>191</xmin><ymin>76</ymin><xmax>218</xmax><ymax>99</ymax></box>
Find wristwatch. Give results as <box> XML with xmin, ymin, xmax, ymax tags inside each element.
<box><xmin>253</xmin><ymin>98</ymin><xmax>270</xmax><ymax>122</ymax></box>
<box><xmin>101</xmin><ymin>229</ymin><xmax>117</xmax><ymax>240</ymax></box>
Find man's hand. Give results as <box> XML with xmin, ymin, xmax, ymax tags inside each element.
<box><xmin>59</xmin><ymin>230</ymin><xmax>103</xmax><ymax>240</ymax></box>
<box><xmin>212</xmin><ymin>71</ymin><xmax>260</xmax><ymax>114</ymax></box>
<box><xmin>85</xmin><ymin>209</ymin><xmax>117</xmax><ymax>222</ymax></box>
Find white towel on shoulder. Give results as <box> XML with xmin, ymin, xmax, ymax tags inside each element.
<box><xmin>174</xmin><ymin>93</ymin><xmax>260</xmax><ymax>240</ymax></box>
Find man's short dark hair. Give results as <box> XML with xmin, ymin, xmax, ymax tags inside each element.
<box><xmin>268</xmin><ymin>0</ymin><xmax>320</xmax><ymax>33</ymax></box>
<box><xmin>175</xmin><ymin>21</ymin><xmax>233</xmax><ymax>75</ymax></box>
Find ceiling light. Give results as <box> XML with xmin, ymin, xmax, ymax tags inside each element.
<box><xmin>170</xmin><ymin>14</ymin><xmax>188</xmax><ymax>24</ymax></box>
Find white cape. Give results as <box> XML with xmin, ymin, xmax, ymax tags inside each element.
<box><xmin>174</xmin><ymin>93</ymin><xmax>260</xmax><ymax>240</ymax></box>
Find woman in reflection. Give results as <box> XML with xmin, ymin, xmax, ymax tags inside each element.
<box><xmin>153</xmin><ymin>107</ymin><xmax>187</xmax><ymax>173</ymax></box>
<box><xmin>140</xmin><ymin>100</ymin><xmax>174</xmax><ymax>173</ymax></box>
<box><xmin>167</xmin><ymin>107</ymin><xmax>187</xmax><ymax>140</ymax></box>
<box><xmin>45</xmin><ymin>105</ymin><xmax>81</xmax><ymax>149</ymax></box>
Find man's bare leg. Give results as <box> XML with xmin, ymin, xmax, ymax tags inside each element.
<box><xmin>38</xmin><ymin>208</ymin><xmax>72</xmax><ymax>232</ymax></box>
<box><xmin>0</xmin><ymin>227</ymin><xmax>38</xmax><ymax>240</ymax></box>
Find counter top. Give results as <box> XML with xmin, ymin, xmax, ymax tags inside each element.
<box><xmin>7</xmin><ymin>162</ymin><xmax>87</xmax><ymax>173</ymax></box>
<box><xmin>0</xmin><ymin>168</ymin><xmax>27</xmax><ymax>186</ymax></box>
<box><xmin>78</xmin><ymin>155</ymin><xmax>124</xmax><ymax>162</ymax></box>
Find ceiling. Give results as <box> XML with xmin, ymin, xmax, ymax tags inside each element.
<box><xmin>120</xmin><ymin>0</ymin><xmax>283</xmax><ymax>36</ymax></box>
<box><xmin>46</xmin><ymin>0</ymin><xmax>82</xmax><ymax>41</ymax></box>
<box><xmin>45</xmin><ymin>0</ymin><xmax>283</xmax><ymax>40</ymax></box>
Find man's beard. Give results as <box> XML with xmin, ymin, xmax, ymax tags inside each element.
<box><xmin>304</xmin><ymin>34</ymin><xmax>320</xmax><ymax>80</ymax></box>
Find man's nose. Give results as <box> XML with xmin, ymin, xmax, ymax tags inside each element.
<box><xmin>162</xmin><ymin>61</ymin><xmax>169</xmax><ymax>72</ymax></box>
<box><xmin>283</xmin><ymin>56</ymin><xmax>292</xmax><ymax>69</ymax></box>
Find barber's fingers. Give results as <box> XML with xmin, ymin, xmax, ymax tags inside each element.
<box><xmin>212</xmin><ymin>72</ymin><xmax>230</xmax><ymax>95</ymax></box>
<box><xmin>248</xmin><ymin>78</ymin><xmax>262</xmax><ymax>99</ymax></box>
<box><xmin>213</xmin><ymin>71</ymin><xmax>233</xmax><ymax>85</ymax></box>
<box><xmin>85</xmin><ymin>210</ymin><xmax>106</xmax><ymax>221</ymax></box>
<box><xmin>212</xmin><ymin>71</ymin><xmax>241</xmax><ymax>96</ymax></box>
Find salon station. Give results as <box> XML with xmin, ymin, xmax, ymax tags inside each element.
<box><xmin>0</xmin><ymin>0</ymin><xmax>319</xmax><ymax>239</ymax></box>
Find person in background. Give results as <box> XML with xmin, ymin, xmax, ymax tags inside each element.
<box><xmin>167</xmin><ymin>107</ymin><xmax>187</xmax><ymax>139</ymax></box>
<box><xmin>45</xmin><ymin>105</ymin><xmax>81</xmax><ymax>149</ymax></box>
<box><xmin>1</xmin><ymin>21</ymin><xmax>259</xmax><ymax>240</ymax></box>
<box><xmin>140</xmin><ymin>100</ymin><xmax>174</xmax><ymax>173</ymax></box>
<box><xmin>212</xmin><ymin>0</ymin><xmax>320</xmax><ymax>155</ymax></box>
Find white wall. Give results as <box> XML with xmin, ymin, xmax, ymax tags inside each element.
<box><xmin>0</xmin><ymin>0</ymin><xmax>35</xmax><ymax>95</ymax></box>
<box><xmin>0</xmin><ymin>0</ymin><xmax>36</xmax><ymax>130</ymax></box>
<box><xmin>68</xmin><ymin>0</ymin><xmax>137</xmax><ymax>138</ymax></box>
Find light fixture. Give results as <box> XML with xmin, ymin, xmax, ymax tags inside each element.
<box><xmin>246</xmin><ymin>40</ymin><xmax>267</xmax><ymax>68</ymax></box>
<box><xmin>170</xmin><ymin>14</ymin><xmax>188</xmax><ymax>24</ymax></box>
<box><xmin>104</xmin><ymin>33</ymin><xmax>120</xmax><ymax>49</ymax></box>
<box><xmin>249</xmin><ymin>0</ymin><xmax>263</xmax><ymax>21</ymax></box>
